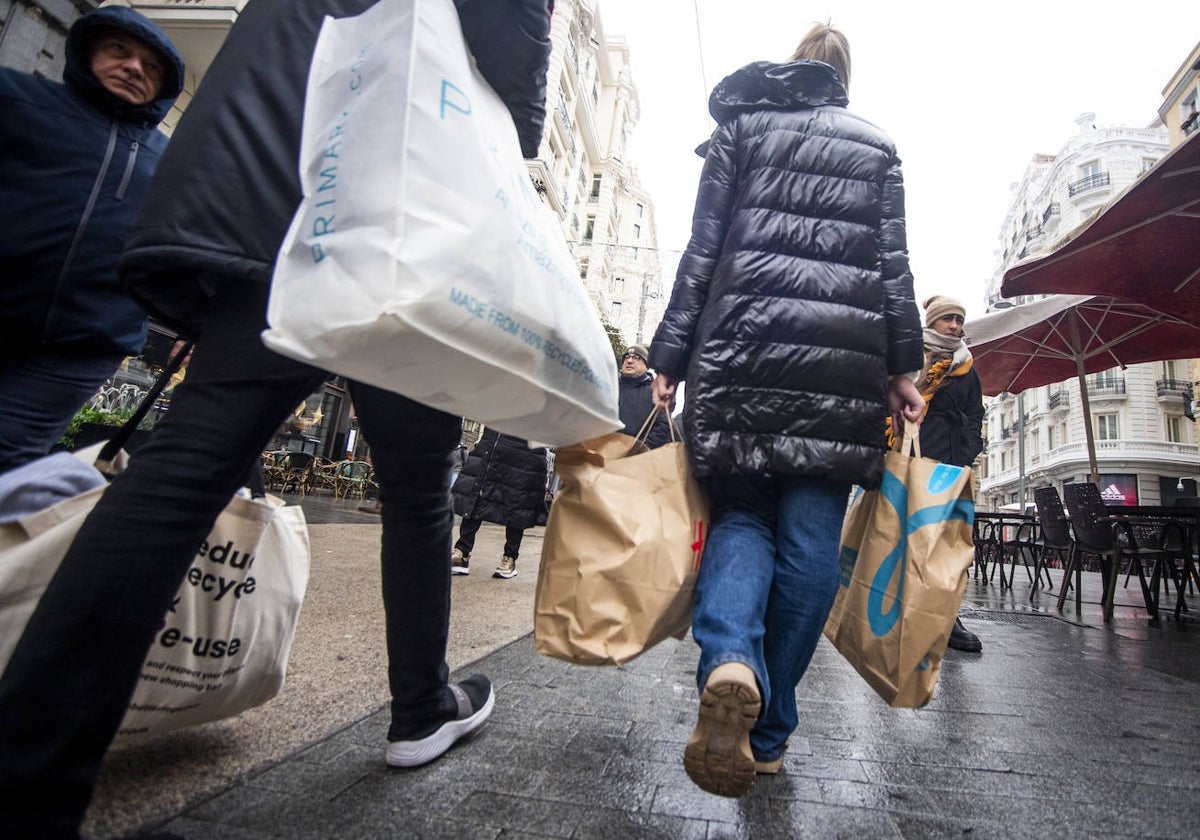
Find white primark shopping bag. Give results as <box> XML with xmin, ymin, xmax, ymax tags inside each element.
<box><xmin>0</xmin><ymin>478</ymin><xmax>310</xmax><ymax>742</ymax></box>
<box><xmin>264</xmin><ymin>0</ymin><xmax>621</xmax><ymax>447</ymax></box>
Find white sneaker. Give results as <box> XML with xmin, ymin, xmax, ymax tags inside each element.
<box><xmin>386</xmin><ymin>674</ymin><xmax>494</xmax><ymax>767</ymax></box>
<box><xmin>451</xmin><ymin>548</ymin><xmax>470</xmax><ymax>575</ymax></box>
<box><xmin>493</xmin><ymin>555</ymin><xmax>517</xmax><ymax>579</ymax></box>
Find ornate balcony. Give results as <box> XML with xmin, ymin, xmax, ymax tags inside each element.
<box><xmin>1067</xmin><ymin>171</ymin><xmax>1111</xmax><ymax>197</ymax></box>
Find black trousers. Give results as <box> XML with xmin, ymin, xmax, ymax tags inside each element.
<box><xmin>0</xmin><ymin>280</ymin><xmax>461</xmax><ymax>836</ymax></box>
<box><xmin>455</xmin><ymin>515</ymin><xmax>525</xmax><ymax>559</ymax></box>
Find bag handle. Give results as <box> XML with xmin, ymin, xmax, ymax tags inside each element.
<box><xmin>633</xmin><ymin>405</ymin><xmax>682</xmax><ymax>446</ymax></box>
<box><xmin>95</xmin><ymin>341</ymin><xmax>196</xmax><ymax>474</ymax></box>
<box><xmin>892</xmin><ymin>418</ymin><xmax>922</xmax><ymax>459</ymax></box>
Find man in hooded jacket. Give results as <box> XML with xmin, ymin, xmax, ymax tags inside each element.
<box><xmin>0</xmin><ymin>1</ymin><xmax>553</xmax><ymax>835</ymax></box>
<box><xmin>0</xmin><ymin>6</ymin><xmax>184</xmax><ymax>474</ymax></box>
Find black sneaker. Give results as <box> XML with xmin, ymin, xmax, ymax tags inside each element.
<box><xmin>385</xmin><ymin>674</ymin><xmax>494</xmax><ymax>767</ymax></box>
<box><xmin>947</xmin><ymin>617</ymin><xmax>982</xmax><ymax>652</ymax></box>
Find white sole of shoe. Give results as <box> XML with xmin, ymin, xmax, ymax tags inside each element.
<box><xmin>451</xmin><ymin>567</ymin><xmax>469</xmax><ymax>576</ymax></box>
<box><xmin>492</xmin><ymin>570</ymin><xmax>517</xmax><ymax>579</ymax></box>
<box><xmin>385</xmin><ymin>687</ymin><xmax>495</xmax><ymax>768</ymax></box>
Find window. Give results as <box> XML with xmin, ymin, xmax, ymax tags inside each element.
<box><xmin>1094</xmin><ymin>368</ymin><xmax>1117</xmax><ymax>387</ymax></box>
<box><xmin>610</xmin><ymin>277</ymin><xmax>624</xmax><ymax>295</ymax></box>
<box><xmin>1047</xmin><ymin>425</ymin><xmax>1057</xmax><ymax>450</ymax></box>
<box><xmin>589</xmin><ymin>174</ymin><xmax>601</xmax><ymax>202</ymax></box>
<box><xmin>633</xmin><ymin>224</ymin><xmax>641</xmax><ymax>240</ymax></box>
<box><xmin>610</xmin><ymin>301</ymin><xmax>622</xmax><ymax>319</ymax></box>
<box><xmin>1096</xmin><ymin>414</ymin><xmax>1119</xmax><ymax>441</ymax></box>
<box><xmin>578</xmin><ymin>258</ymin><xmax>588</xmax><ymax>280</ymax></box>
<box><xmin>1168</xmin><ymin>416</ymin><xmax>1184</xmax><ymax>443</ymax></box>
<box><xmin>636</xmin><ymin>202</ymin><xmax>644</xmax><ymax>218</ymax></box>
<box><xmin>583</xmin><ymin>216</ymin><xmax>595</xmax><ymax>241</ymax></box>
<box><xmin>1080</xmin><ymin>160</ymin><xmax>1101</xmax><ymax>180</ymax></box>
<box><xmin>1163</xmin><ymin>360</ymin><xmax>1179</xmax><ymax>380</ymax></box>
<box><xmin>1030</xmin><ymin>429</ymin><xmax>1040</xmax><ymax>454</ymax></box>
<box><xmin>1142</xmin><ymin>157</ymin><xmax>1158</xmax><ymax>173</ymax></box>
<box><xmin>1182</xmin><ymin>89</ymin><xmax>1199</xmax><ymax>136</ymax></box>
<box><xmin>1000</xmin><ymin>452</ymin><xmax>1007</xmax><ymax>471</ymax></box>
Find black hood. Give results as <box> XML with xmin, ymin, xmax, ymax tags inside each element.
<box><xmin>695</xmin><ymin>60</ymin><xmax>848</xmax><ymax>156</ymax></box>
<box><xmin>64</xmin><ymin>5</ymin><xmax>184</xmax><ymax>127</ymax></box>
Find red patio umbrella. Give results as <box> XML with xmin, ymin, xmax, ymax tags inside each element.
<box><xmin>1000</xmin><ymin>132</ymin><xmax>1200</xmax><ymax>323</ymax></box>
<box><xmin>966</xmin><ymin>294</ymin><xmax>1200</xmax><ymax>482</ymax></box>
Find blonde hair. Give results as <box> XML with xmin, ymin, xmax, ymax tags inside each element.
<box><xmin>788</xmin><ymin>22</ymin><xmax>850</xmax><ymax>91</ymax></box>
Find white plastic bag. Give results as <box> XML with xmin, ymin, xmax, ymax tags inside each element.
<box><xmin>264</xmin><ymin>0</ymin><xmax>621</xmax><ymax>446</ymax></box>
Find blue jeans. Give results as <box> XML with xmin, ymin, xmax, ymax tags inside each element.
<box><xmin>693</xmin><ymin>475</ymin><xmax>849</xmax><ymax>762</ymax></box>
<box><xmin>0</xmin><ymin>347</ymin><xmax>126</xmax><ymax>474</ymax></box>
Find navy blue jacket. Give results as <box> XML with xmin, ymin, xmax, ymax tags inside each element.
<box><xmin>120</xmin><ymin>0</ymin><xmax>553</xmax><ymax>337</ymax></box>
<box><xmin>618</xmin><ymin>372</ymin><xmax>671</xmax><ymax>449</ymax></box>
<box><xmin>0</xmin><ymin>6</ymin><xmax>183</xmax><ymax>356</ymax></box>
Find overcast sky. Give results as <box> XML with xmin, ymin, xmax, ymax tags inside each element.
<box><xmin>600</xmin><ymin>1</ymin><xmax>1200</xmax><ymax>322</ymax></box>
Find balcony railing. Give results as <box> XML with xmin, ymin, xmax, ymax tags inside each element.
<box><xmin>1048</xmin><ymin>390</ymin><xmax>1069</xmax><ymax>410</ymax></box>
<box><xmin>1067</xmin><ymin>171</ymin><xmax>1111</xmax><ymax>197</ymax></box>
<box><xmin>1156</xmin><ymin>378</ymin><xmax>1194</xmax><ymax>400</ymax></box>
<box><xmin>1042</xmin><ymin>203</ymin><xmax>1060</xmax><ymax>223</ymax></box>
<box><xmin>1088</xmin><ymin>378</ymin><xmax>1126</xmax><ymax>397</ymax></box>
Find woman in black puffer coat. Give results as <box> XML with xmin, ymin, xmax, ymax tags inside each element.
<box><xmin>451</xmin><ymin>427</ymin><xmax>548</xmax><ymax>579</ymax></box>
<box><xmin>649</xmin><ymin>24</ymin><xmax>925</xmax><ymax>798</ymax></box>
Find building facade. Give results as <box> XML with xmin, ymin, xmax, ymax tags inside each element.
<box><xmin>978</xmin><ymin>114</ymin><xmax>1198</xmax><ymax>509</ymax></box>
<box><xmin>532</xmin><ymin>0</ymin><xmax>665</xmax><ymax>347</ymax></box>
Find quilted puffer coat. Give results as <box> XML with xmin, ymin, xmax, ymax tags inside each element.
<box><xmin>119</xmin><ymin>0</ymin><xmax>552</xmax><ymax>337</ymax></box>
<box><xmin>650</xmin><ymin>60</ymin><xmax>923</xmax><ymax>488</ymax></box>
<box><xmin>452</xmin><ymin>428</ymin><xmax>548</xmax><ymax>529</ymax></box>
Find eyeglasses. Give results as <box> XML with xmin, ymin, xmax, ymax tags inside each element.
<box><xmin>622</xmin><ymin>353</ymin><xmax>643</xmax><ymax>361</ymax></box>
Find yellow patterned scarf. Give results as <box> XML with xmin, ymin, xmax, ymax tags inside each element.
<box><xmin>884</xmin><ymin>353</ymin><xmax>974</xmax><ymax>447</ymax></box>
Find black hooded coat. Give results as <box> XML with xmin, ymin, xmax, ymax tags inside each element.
<box><xmin>452</xmin><ymin>428</ymin><xmax>548</xmax><ymax>529</ymax></box>
<box><xmin>649</xmin><ymin>60</ymin><xmax>924</xmax><ymax>488</ymax></box>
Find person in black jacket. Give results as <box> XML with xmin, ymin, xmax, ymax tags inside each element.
<box><xmin>0</xmin><ymin>7</ymin><xmax>183</xmax><ymax>474</ymax></box>
<box><xmin>617</xmin><ymin>344</ymin><xmax>671</xmax><ymax>448</ymax></box>
<box><xmin>914</xmin><ymin>295</ymin><xmax>985</xmax><ymax>652</ymax></box>
<box><xmin>451</xmin><ymin>427</ymin><xmax>548</xmax><ymax>578</ymax></box>
<box><xmin>650</xmin><ymin>23</ymin><xmax>925</xmax><ymax>798</ymax></box>
<box><xmin>0</xmin><ymin>2</ymin><xmax>553</xmax><ymax>835</ymax></box>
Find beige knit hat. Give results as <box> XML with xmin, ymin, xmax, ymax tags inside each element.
<box><xmin>923</xmin><ymin>295</ymin><xmax>966</xmax><ymax>328</ymax></box>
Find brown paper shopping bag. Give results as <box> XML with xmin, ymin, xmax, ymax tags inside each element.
<box><xmin>823</xmin><ymin>422</ymin><xmax>975</xmax><ymax>707</ymax></box>
<box><xmin>534</xmin><ymin>421</ymin><xmax>709</xmax><ymax>665</ymax></box>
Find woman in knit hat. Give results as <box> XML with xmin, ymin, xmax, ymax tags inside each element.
<box><xmin>909</xmin><ymin>294</ymin><xmax>985</xmax><ymax>651</ymax></box>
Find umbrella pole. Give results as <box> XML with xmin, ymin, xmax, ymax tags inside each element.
<box><xmin>1068</xmin><ymin>310</ymin><xmax>1100</xmax><ymax>484</ymax></box>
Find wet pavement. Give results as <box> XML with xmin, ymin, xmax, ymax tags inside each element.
<box><xmin>129</xmin><ymin>497</ymin><xmax>1200</xmax><ymax>838</ymax></box>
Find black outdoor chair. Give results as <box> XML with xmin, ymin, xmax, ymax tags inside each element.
<box><xmin>1115</xmin><ymin>514</ymin><xmax>1192</xmax><ymax>622</ymax></box>
<box><xmin>1059</xmin><ymin>482</ymin><xmax>1123</xmax><ymax>621</ymax></box>
<box><xmin>1030</xmin><ymin>486</ymin><xmax>1070</xmax><ymax>599</ymax></box>
<box><xmin>972</xmin><ymin>517</ymin><xmax>1000</xmax><ymax>581</ymax></box>
<box><xmin>996</xmin><ymin>516</ymin><xmax>1041</xmax><ymax>591</ymax></box>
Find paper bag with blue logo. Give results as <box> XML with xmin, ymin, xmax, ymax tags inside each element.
<box><xmin>263</xmin><ymin>0</ymin><xmax>620</xmax><ymax>447</ymax></box>
<box><xmin>823</xmin><ymin>421</ymin><xmax>975</xmax><ymax>707</ymax></box>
